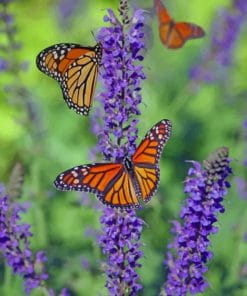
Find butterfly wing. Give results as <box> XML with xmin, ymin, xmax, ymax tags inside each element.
<box><xmin>131</xmin><ymin>119</ymin><xmax>172</xmax><ymax>203</ymax></box>
<box><xmin>154</xmin><ymin>0</ymin><xmax>205</xmax><ymax>49</ymax></box>
<box><xmin>36</xmin><ymin>43</ymin><xmax>102</xmax><ymax>115</ymax></box>
<box><xmin>165</xmin><ymin>22</ymin><xmax>205</xmax><ymax>49</ymax></box>
<box><xmin>54</xmin><ymin>163</ymin><xmax>139</xmax><ymax>208</ymax></box>
<box><xmin>153</xmin><ymin>0</ymin><xmax>171</xmax><ymax>24</ymax></box>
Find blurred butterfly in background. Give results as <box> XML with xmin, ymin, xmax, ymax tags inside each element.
<box><xmin>153</xmin><ymin>0</ymin><xmax>205</xmax><ymax>49</ymax></box>
<box><xmin>36</xmin><ymin>43</ymin><xmax>102</xmax><ymax>115</ymax></box>
<box><xmin>54</xmin><ymin>119</ymin><xmax>172</xmax><ymax>209</ymax></box>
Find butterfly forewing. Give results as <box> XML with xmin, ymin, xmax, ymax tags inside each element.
<box><xmin>36</xmin><ymin>43</ymin><xmax>102</xmax><ymax>115</ymax></box>
<box><xmin>154</xmin><ymin>0</ymin><xmax>171</xmax><ymax>24</ymax></box>
<box><xmin>54</xmin><ymin>163</ymin><xmax>139</xmax><ymax>208</ymax></box>
<box><xmin>132</xmin><ymin>119</ymin><xmax>172</xmax><ymax>202</ymax></box>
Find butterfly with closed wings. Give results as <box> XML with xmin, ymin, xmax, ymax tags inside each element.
<box><xmin>54</xmin><ymin>119</ymin><xmax>172</xmax><ymax>209</ymax></box>
<box><xmin>154</xmin><ymin>0</ymin><xmax>205</xmax><ymax>49</ymax></box>
<box><xmin>36</xmin><ymin>43</ymin><xmax>102</xmax><ymax>115</ymax></box>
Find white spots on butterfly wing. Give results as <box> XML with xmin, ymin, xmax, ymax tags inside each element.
<box><xmin>53</xmin><ymin>52</ymin><xmax>58</xmax><ymax>59</ymax></box>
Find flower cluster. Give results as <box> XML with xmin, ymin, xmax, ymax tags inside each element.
<box><xmin>92</xmin><ymin>2</ymin><xmax>146</xmax><ymax>295</ymax></box>
<box><xmin>164</xmin><ymin>147</ymin><xmax>232</xmax><ymax>295</ymax></box>
<box><xmin>0</xmin><ymin>185</ymin><xmax>48</xmax><ymax>294</ymax></box>
<box><xmin>235</xmin><ymin>120</ymin><xmax>247</xmax><ymax>200</ymax></box>
<box><xmin>57</xmin><ymin>0</ymin><xmax>80</xmax><ymax>27</ymax></box>
<box><xmin>0</xmin><ymin>0</ymin><xmax>23</xmax><ymax>73</ymax></box>
<box><xmin>1</xmin><ymin>0</ymin><xmax>42</xmax><ymax>137</ymax></box>
<box><xmin>96</xmin><ymin>4</ymin><xmax>146</xmax><ymax>161</ymax></box>
<box><xmin>190</xmin><ymin>0</ymin><xmax>247</xmax><ymax>84</ymax></box>
<box><xmin>99</xmin><ymin>208</ymin><xmax>144</xmax><ymax>295</ymax></box>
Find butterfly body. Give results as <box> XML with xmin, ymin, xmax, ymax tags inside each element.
<box><xmin>54</xmin><ymin>119</ymin><xmax>172</xmax><ymax>209</ymax></box>
<box><xmin>154</xmin><ymin>0</ymin><xmax>205</xmax><ymax>49</ymax></box>
<box><xmin>36</xmin><ymin>43</ymin><xmax>102</xmax><ymax>115</ymax></box>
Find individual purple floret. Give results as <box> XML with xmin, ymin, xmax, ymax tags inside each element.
<box><xmin>190</xmin><ymin>0</ymin><xmax>247</xmax><ymax>84</ymax></box>
<box><xmin>164</xmin><ymin>147</ymin><xmax>232</xmax><ymax>295</ymax></box>
<box><xmin>0</xmin><ymin>185</ymin><xmax>48</xmax><ymax>294</ymax></box>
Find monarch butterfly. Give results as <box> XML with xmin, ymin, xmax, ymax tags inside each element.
<box><xmin>154</xmin><ymin>0</ymin><xmax>205</xmax><ymax>49</ymax></box>
<box><xmin>54</xmin><ymin>119</ymin><xmax>172</xmax><ymax>208</ymax></box>
<box><xmin>36</xmin><ymin>43</ymin><xmax>102</xmax><ymax>115</ymax></box>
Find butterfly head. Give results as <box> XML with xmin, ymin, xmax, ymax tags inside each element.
<box><xmin>124</xmin><ymin>157</ymin><xmax>134</xmax><ymax>173</ymax></box>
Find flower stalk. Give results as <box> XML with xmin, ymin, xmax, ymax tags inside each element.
<box><xmin>164</xmin><ymin>147</ymin><xmax>232</xmax><ymax>295</ymax></box>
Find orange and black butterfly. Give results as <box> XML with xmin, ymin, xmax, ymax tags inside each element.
<box><xmin>154</xmin><ymin>0</ymin><xmax>205</xmax><ymax>49</ymax></box>
<box><xmin>54</xmin><ymin>119</ymin><xmax>172</xmax><ymax>208</ymax></box>
<box><xmin>36</xmin><ymin>43</ymin><xmax>102</xmax><ymax>115</ymax></box>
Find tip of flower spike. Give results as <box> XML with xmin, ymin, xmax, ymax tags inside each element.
<box><xmin>203</xmin><ymin>147</ymin><xmax>230</xmax><ymax>174</ymax></box>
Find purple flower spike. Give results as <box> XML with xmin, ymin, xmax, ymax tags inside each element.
<box><xmin>96</xmin><ymin>4</ymin><xmax>146</xmax><ymax>161</ymax></box>
<box><xmin>0</xmin><ymin>186</ymin><xmax>48</xmax><ymax>294</ymax></box>
<box><xmin>89</xmin><ymin>1</ymin><xmax>147</xmax><ymax>294</ymax></box>
<box><xmin>99</xmin><ymin>208</ymin><xmax>144</xmax><ymax>295</ymax></box>
<box><xmin>190</xmin><ymin>0</ymin><xmax>247</xmax><ymax>84</ymax></box>
<box><xmin>164</xmin><ymin>147</ymin><xmax>232</xmax><ymax>295</ymax></box>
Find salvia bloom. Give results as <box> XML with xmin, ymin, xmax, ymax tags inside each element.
<box><xmin>0</xmin><ymin>185</ymin><xmax>48</xmax><ymax>294</ymax></box>
<box><xmin>164</xmin><ymin>147</ymin><xmax>232</xmax><ymax>295</ymax></box>
<box><xmin>92</xmin><ymin>1</ymin><xmax>146</xmax><ymax>295</ymax></box>
<box><xmin>189</xmin><ymin>0</ymin><xmax>247</xmax><ymax>84</ymax></box>
<box><xmin>99</xmin><ymin>208</ymin><xmax>144</xmax><ymax>295</ymax></box>
<box><xmin>235</xmin><ymin>119</ymin><xmax>247</xmax><ymax>200</ymax></box>
<box><xmin>0</xmin><ymin>0</ymin><xmax>22</xmax><ymax>73</ymax></box>
<box><xmin>96</xmin><ymin>3</ymin><xmax>146</xmax><ymax>161</ymax></box>
<box><xmin>57</xmin><ymin>0</ymin><xmax>80</xmax><ymax>27</ymax></box>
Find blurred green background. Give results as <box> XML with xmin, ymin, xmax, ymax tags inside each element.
<box><xmin>1</xmin><ymin>0</ymin><xmax>247</xmax><ymax>295</ymax></box>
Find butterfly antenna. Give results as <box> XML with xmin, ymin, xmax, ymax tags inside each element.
<box><xmin>91</xmin><ymin>30</ymin><xmax>98</xmax><ymax>43</ymax></box>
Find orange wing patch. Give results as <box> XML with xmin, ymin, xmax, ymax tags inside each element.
<box><xmin>54</xmin><ymin>163</ymin><xmax>139</xmax><ymax>208</ymax></box>
<box><xmin>132</xmin><ymin>119</ymin><xmax>171</xmax><ymax>166</ymax></box>
<box><xmin>104</xmin><ymin>172</ymin><xmax>138</xmax><ymax>207</ymax></box>
<box><xmin>154</xmin><ymin>0</ymin><xmax>171</xmax><ymax>24</ymax></box>
<box><xmin>132</xmin><ymin>139</ymin><xmax>158</xmax><ymax>165</ymax></box>
<box><xmin>134</xmin><ymin>167</ymin><xmax>159</xmax><ymax>202</ymax></box>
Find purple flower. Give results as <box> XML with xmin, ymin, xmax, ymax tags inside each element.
<box><xmin>235</xmin><ymin>177</ymin><xmax>247</xmax><ymax>200</ymax></box>
<box><xmin>235</xmin><ymin>119</ymin><xmax>247</xmax><ymax>199</ymax></box>
<box><xmin>98</xmin><ymin>208</ymin><xmax>144</xmax><ymax>295</ymax></box>
<box><xmin>0</xmin><ymin>185</ymin><xmax>48</xmax><ymax>294</ymax></box>
<box><xmin>0</xmin><ymin>58</ymin><xmax>8</xmax><ymax>71</ymax></box>
<box><xmin>89</xmin><ymin>2</ymin><xmax>147</xmax><ymax>294</ymax></box>
<box><xmin>96</xmin><ymin>5</ymin><xmax>146</xmax><ymax>161</ymax></box>
<box><xmin>189</xmin><ymin>0</ymin><xmax>247</xmax><ymax>84</ymax></box>
<box><xmin>57</xmin><ymin>0</ymin><xmax>80</xmax><ymax>27</ymax></box>
<box><xmin>163</xmin><ymin>147</ymin><xmax>232</xmax><ymax>295</ymax></box>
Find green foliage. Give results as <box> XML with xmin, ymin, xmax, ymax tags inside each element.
<box><xmin>1</xmin><ymin>0</ymin><xmax>247</xmax><ymax>295</ymax></box>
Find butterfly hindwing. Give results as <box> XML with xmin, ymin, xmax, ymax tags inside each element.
<box><xmin>54</xmin><ymin>163</ymin><xmax>139</xmax><ymax>208</ymax></box>
<box><xmin>132</xmin><ymin>119</ymin><xmax>172</xmax><ymax>202</ymax></box>
<box><xmin>36</xmin><ymin>43</ymin><xmax>102</xmax><ymax>115</ymax></box>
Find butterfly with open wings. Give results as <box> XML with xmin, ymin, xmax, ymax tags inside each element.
<box><xmin>36</xmin><ymin>43</ymin><xmax>102</xmax><ymax>115</ymax></box>
<box><xmin>154</xmin><ymin>0</ymin><xmax>205</xmax><ymax>49</ymax></box>
<box><xmin>54</xmin><ymin>119</ymin><xmax>172</xmax><ymax>209</ymax></box>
